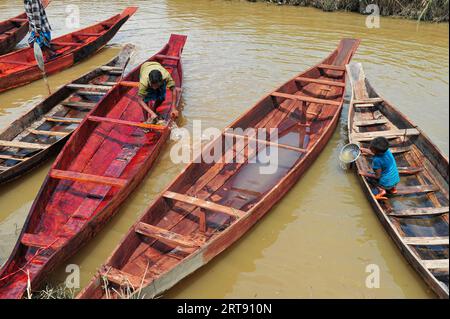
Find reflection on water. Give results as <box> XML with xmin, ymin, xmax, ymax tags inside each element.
<box><xmin>1</xmin><ymin>0</ymin><xmax>448</xmax><ymax>298</ymax></box>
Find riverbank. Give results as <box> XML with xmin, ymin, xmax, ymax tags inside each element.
<box><xmin>247</xmin><ymin>0</ymin><xmax>449</xmax><ymax>22</ymax></box>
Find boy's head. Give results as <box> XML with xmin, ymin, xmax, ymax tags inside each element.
<box><xmin>149</xmin><ymin>70</ymin><xmax>163</xmax><ymax>89</ymax></box>
<box><xmin>369</xmin><ymin>137</ymin><xmax>389</xmax><ymax>154</ymax></box>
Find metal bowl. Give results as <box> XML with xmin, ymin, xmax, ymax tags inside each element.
<box><xmin>339</xmin><ymin>143</ymin><xmax>361</xmax><ymax>164</ymax></box>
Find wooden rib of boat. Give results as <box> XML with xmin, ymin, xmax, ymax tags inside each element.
<box><xmin>0</xmin><ymin>44</ymin><xmax>135</xmax><ymax>185</ymax></box>
<box><xmin>0</xmin><ymin>34</ymin><xmax>187</xmax><ymax>299</ymax></box>
<box><xmin>0</xmin><ymin>6</ymin><xmax>137</xmax><ymax>93</ymax></box>
<box><xmin>77</xmin><ymin>38</ymin><xmax>361</xmax><ymax>299</ymax></box>
<box><xmin>0</xmin><ymin>0</ymin><xmax>51</xmax><ymax>55</ymax></box>
<box><xmin>346</xmin><ymin>63</ymin><xmax>449</xmax><ymax>299</ymax></box>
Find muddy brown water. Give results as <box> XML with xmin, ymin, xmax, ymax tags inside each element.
<box><xmin>0</xmin><ymin>0</ymin><xmax>448</xmax><ymax>298</ymax></box>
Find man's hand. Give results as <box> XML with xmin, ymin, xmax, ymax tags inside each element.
<box><xmin>137</xmin><ymin>96</ymin><xmax>158</xmax><ymax>122</ymax></box>
<box><xmin>358</xmin><ymin>170</ymin><xmax>376</xmax><ymax>179</ymax></box>
<box><xmin>360</xmin><ymin>147</ymin><xmax>373</xmax><ymax>156</ymax></box>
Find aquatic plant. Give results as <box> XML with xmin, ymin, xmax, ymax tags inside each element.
<box><xmin>250</xmin><ymin>0</ymin><xmax>449</xmax><ymax>22</ymax></box>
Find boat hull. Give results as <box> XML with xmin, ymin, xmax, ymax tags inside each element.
<box><xmin>78</xmin><ymin>38</ymin><xmax>360</xmax><ymax>299</ymax></box>
<box><xmin>0</xmin><ymin>34</ymin><xmax>187</xmax><ymax>299</ymax></box>
<box><xmin>0</xmin><ymin>6</ymin><xmax>137</xmax><ymax>93</ymax></box>
<box><xmin>347</xmin><ymin>63</ymin><xmax>449</xmax><ymax>299</ymax></box>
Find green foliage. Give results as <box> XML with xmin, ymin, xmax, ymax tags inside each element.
<box><xmin>253</xmin><ymin>0</ymin><xmax>449</xmax><ymax>22</ymax></box>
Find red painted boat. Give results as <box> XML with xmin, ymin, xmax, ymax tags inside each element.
<box><xmin>0</xmin><ymin>34</ymin><xmax>187</xmax><ymax>299</ymax></box>
<box><xmin>0</xmin><ymin>6</ymin><xmax>137</xmax><ymax>93</ymax></box>
<box><xmin>0</xmin><ymin>44</ymin><xmax>135</xmax><ymax>185</ymax></box>
<box><xmin>0</xmin><ymin>0</ymin><xmax>51</xmax><ymax>55</ymax></box>
<box><xmin>78</xmin><ymin>38</ymin><xmax>360</xmax><ymax>299</ymax></box>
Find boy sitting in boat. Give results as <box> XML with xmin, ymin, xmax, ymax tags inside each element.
<box><xmin>137</xmin><ymin>61</ymin><xmax>178</xmax><ymax>123</ymax></box>
<box><xmin>360</xmin><ymin>137</ymin><xmax>400</xmax><ymax>200</ymax></box>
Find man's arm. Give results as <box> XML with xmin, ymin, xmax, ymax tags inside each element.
<box><xmin>137</xmin><ymin>95</ymin><xmax>158</xmax><ymax>121</ymax></box>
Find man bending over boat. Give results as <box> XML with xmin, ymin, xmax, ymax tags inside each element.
<box><xmin>359</xmin><ymin>137</ymin><xmax>400</xmax><ymax>200</ymax></box>
<box><xmin>24</xmin><ymin>0</ymin><xmax>54</xmax><ymax>55</ymax></box>
<box><xmin>137</xmin><ymin>61</ymin><xmax>178</xmax><ymax>123</ymax></box>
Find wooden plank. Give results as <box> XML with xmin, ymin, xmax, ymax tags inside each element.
<box><xmin>317</xmin><ymin>64</ymin><xmax>345</xmax><ymax>71</ymax></box>
<box><xmin>27</xmin><ymin>129</ymin><xmax>70</xmax><ymax>137</ymax></box>
<box><xmin>390</xmin><ymin>206</ymin><xmax>449</xmax><ymax>217</ymax></box>
<box><xmin>45</xmin><ymin>116</ymin><xmax>83</xmax><ymax>124</ymax></box>
<box><xmin>75</xmin><ymin>32</ymin><xmax>103</xmax><ymax>37</ymax></box>
<box><xmin>88</xmin><ymin>116</ymin><xmax>166</xmax><ymax>132</ymax></box>
<box><xmin>224</xmin><ymin>132</ymin><xmax>307</xmax><ymax>153</ymax></box>
<box><xmin>354</xmin><ymin>103</ymin><xmax>375</xmax><ymax>108</ymax></box>
<box><xmin>354</xmin><ymin>119</ymin><xmax>388</xmax><ymax>126</ymax></box>
<box><xmin>51</xmin><ymin>41</ymin><xmax>83</xmax><ymax>47</ymax></box>
<box><xmin>21</xmin><ymin>233</ymin><xmax>63</xmax><ymax>250</ymax></box>
<box><xmin>271</xmin><ymin>92</ymin><xmax>341</xmax><ymax>106</ymax></box>
<box><xmin>61</xmin><ymin>101</ymin><xmax>97</xmax><ymax>109</ymax></box>
<box><xmin>119</xmin><ymin>81</ymin><xmax>140</xmax><ymax>88</ymax></box>
<box><xmin>135</xmin><ymin>222</ymin><xmax>203</xmax><ymax>248</ymax></box>
<box><xmin>0</xmin><ymin>60</ymin><xmax>35</xmax><ymax>66</ymax></box>
<box><xmin>100</xmin><ymin>66</ymin><xmax>123</xmax><ymax>71</ymax></box>
<box><xmin>100</xmin><ymin>267</ymin><xmax>147</xmax><ymax>289</ymax></box>
<box><xmin>93</xmin><ymin>81</ymin><xmax>117</xmax><ymax>86</ymax></box>
<box><xmin>50</xmin><ymin>169</ymin><xmax>127</xmax><ymax>187</ymax></box>
<box><xmin>163</xmin><ymin>191</ymin><xmax>246</xmax><ymax>218</ymax></box>
<box><xmin>67</xmin><ymin>83</ymin><xmax>111</xmax><ymax>91</ymax></box>
<box><xmin>0</xmin><ymin>140</ymin><xmax>48</xmax><ymax>150</ymax></box>
<box><xmin>397</xmin><ymin>167</ymin><xmax>424</xmax><ymax>175</ymax></box>
<box><xmin>154</xmin><ymin>54</ymin><xmax>180</xmax><ymax>61</ymax></box>
<box><xmin>351</xmin><ymin>128</ymin><xmax>420</xmax><ymax>142</ymax></box>
<box><xmin>76</xmin><ymin>90</ymin><xmax>107</xmax><ymax>96</ymax></box>
<box><xmin>395</xmin><ymin>185</ymin><xmax>439</xmax><ymax>196</ymax></box>
<box><xmin>403</xmin><ymin>237</ymin><xmax>449</xmax><ymax>246</ymax></box>
<box><xmin>391</xmin><ymin>146</ymin><xmax>412</xmax><ymax>154</ymax></box>
<box><xmin>422</xmin><ymin>259</ymin><xmax>449</xmax><ymax>270</ymax></box>
<box><xmin>0</xmin><ymin>154</ymin><xmax>26</xmax><ymax>161</ymax></box>
<box><xmin>354</xmin><ymin>98</ymin><xmax>384</xmax><ymax>104</ymax></box>
<box><xmin>295</xmin><ymin>77</ymin><xmax>345</xmax><ymax>87</ymax></box>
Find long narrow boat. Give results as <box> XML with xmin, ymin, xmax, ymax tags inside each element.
<box><xmin>0</xmin><ymin>34</ymin><xmax>187</xmax><ymax>299</ymax></box>
<box><xmin>0</xmin><ymin>0</ymin><xmax>51</xmax><ymax>55</ymax></box>
<box><xmin>0</xmin><ymin>6</ymin><xmax>137</xmax><ymax>93</ymax></box>
<box><xmin>0</xmin><ymin>44</ymin><xmax>135</xmax><ymax>185</ymax></box>
<box><xmin>78</xmin><ymin>38</ymin><xmax>360</xmax><ymax>299</ymax></box>
<box><xmin>345</xmin><ymin>63</ymin><xmax>449</xmax><ymax>298</ymax></box>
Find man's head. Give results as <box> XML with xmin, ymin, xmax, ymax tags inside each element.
<box><xmin>369</xmin><ymin>137</ymin><xmax>389</xmax><ymax>154</ymax></box>
<box><xmin>149</xmin><ymin>70</ymin><xmax>163</xmax><ymax>90</ymax></box>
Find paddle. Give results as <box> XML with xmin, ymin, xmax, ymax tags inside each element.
<box><xmin>33</xmin><ymin>42</ymin><xmax>52</xmax><ymax>95</ymax></box>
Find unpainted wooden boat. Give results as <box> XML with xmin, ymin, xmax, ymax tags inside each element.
<box><xmin>0</xmin><ymin>0</ymin><xmax>51</xmax><ymax>55</ymax></box>
<box><xmin>345</xmin><ymin>63</ymin><xmax>449</xmax><ymax>298</ymax></box>
<box><xmin>0</xmin><ymin>6</ymin><xmax>137</xmax><ymax>93</ymax></box>
<box><xmin>0</xmin><ymin>34</ymin><xmax>187</xmax><ymax>299</ymax></box>
<box><xmin>77</xmin><ymin>38</ymin><xmax>361</xmax><ymax>299</ymax></box>
<box><xmin>0</xmin><ymin>44</ymin><xmax>135</xmax><ymax>185</ymax></box>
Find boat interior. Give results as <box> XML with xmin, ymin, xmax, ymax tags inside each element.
<box><xmin>348</xmin><ymin>63</ymin><xmax>449</xmax><ymax>293</ymax></box>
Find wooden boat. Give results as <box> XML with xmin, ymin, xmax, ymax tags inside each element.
<box><xmin>345</xmin><ymin>63</ymin><xmax>449</xmax><ymax>298</ymax></box>
<box><xmin>0</xmin><ymin>34</ymin><xmax>187</xmax><ymax>299</ymax></box>
<box><xmin>0</xmin><ymin>44</ymin><xmax>135</xmax><ymax>185</ymax></box>
<box><xmin>0</xmin><ymin>6</ymin><xmax>137</xmax><ymax>93</ymax></box>
<box><xmin>0</xmin><ymin>0</ymin><xmax>51</xmax><ymax>55</ymax></box>
<box><xmin>77</xmin><ymin>38</ymin><xmax>360</xmax><ymax>299</ymax></box>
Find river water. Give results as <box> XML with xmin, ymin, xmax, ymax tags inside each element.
<box><xmin>0</xmin><ymin>0</ymin><xmax>448</xmax><ymax>298</ymax></box>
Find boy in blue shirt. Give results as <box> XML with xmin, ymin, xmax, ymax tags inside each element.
<box><xmin>360</xmin><ymin>137</ymin><xmax>400</xmax><ymax>200</ymax></box>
